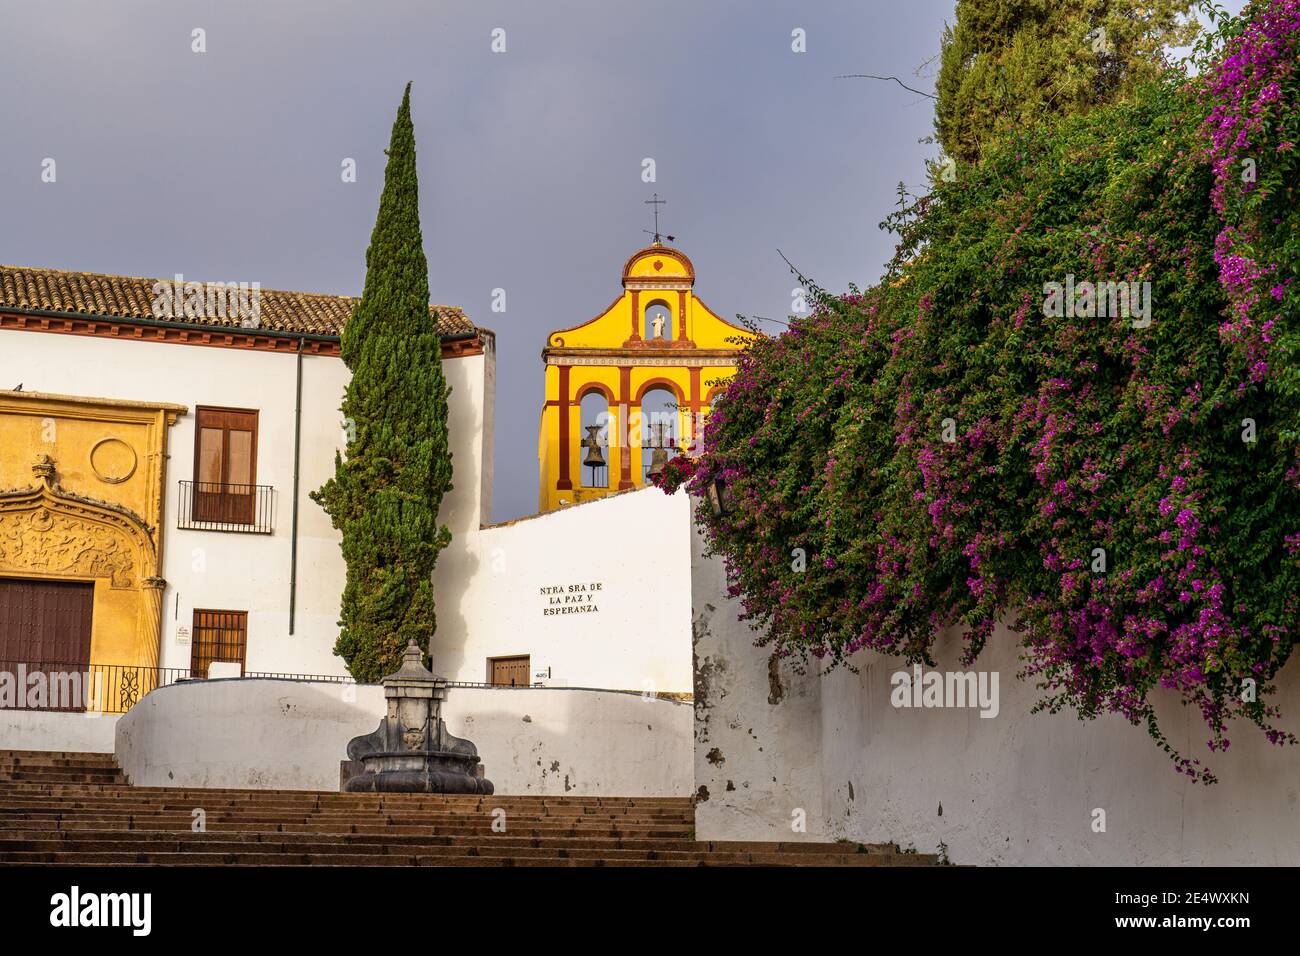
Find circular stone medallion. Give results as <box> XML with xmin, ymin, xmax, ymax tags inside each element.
<box><xmin>90</xmin><ymin>438</ymin><xmax>138</xmax><ymax>484</ymax></box>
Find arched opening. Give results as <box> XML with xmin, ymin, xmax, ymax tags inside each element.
<box><xmin>644</xmin><ymin>300</ymin><xmax>673</xmax><ymax>342</ymax></box>
<box><xmin>638</xmin><ymin>386</ymin><xmax>679</xmax><ymax>483</ymax></box>
<box><xmin>578</xmin><ymin>390</ymin><xmax>611</xmax><ymax>488</ymax></box>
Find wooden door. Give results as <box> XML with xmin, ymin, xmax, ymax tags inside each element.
<box><xmin>489</xmin><ymin>655</ymin><xmax>530</xmax><ymax>687</ymax></box>
<box><xmin>0</xmin><ymin>578</ymin><xmax>94</xmax><ymax>667</ymax></box>
<box><xmin>191</xmin><ymin>609</ymin><xmax>248</xmax><ymax>678</ymax></box>
<box><xmin>193</xmin><ymin>407</ymin><xmax>258</xmax><ymax>525</ymax></box>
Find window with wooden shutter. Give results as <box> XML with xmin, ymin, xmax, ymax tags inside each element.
<box><xmin>192</xmin><ymin>406</ymin><xmax>259</xmax><ymax>526</ymax></box>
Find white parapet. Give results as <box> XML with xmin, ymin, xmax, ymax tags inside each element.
<box><xmin>114</xmin><ymin>676</ymin><xmax>693</xmax><ymax>795</ymax></box>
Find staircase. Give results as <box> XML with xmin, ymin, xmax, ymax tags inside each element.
<box><xmin>0</xmin><ymin>750</ymin><xmax>937</xmax><ymax>867</ymax></box>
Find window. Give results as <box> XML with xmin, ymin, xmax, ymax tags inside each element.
<box><xmin>488</xmin><ymin>655</ymin><xmax>530</xmax><ymax>687</ymax></box>
<box><xmin>192</xmin><ymin>406</ymin><xmax>260</xmax><ymax>527</ymax></box>
<box><xmin>191</xmin><ymin>609</ymin><xmax>248</xmax><ymax>678</ymax></box>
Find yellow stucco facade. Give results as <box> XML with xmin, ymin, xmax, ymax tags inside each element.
<box><xmin>0</xmin><ymin>391</ymin><xmax>186</xmax><ymax>679</ymax></box>
<box><xmin>537</xmin><ymin>242</ymin><xmax>753</xmax><ymax>512</ymax></box>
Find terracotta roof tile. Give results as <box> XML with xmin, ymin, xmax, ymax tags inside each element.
<box><xmin>0</xmin><ymin>264</ymin><xmax>477</xmax><ymax>339</ymax></box>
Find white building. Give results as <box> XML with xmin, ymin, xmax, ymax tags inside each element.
<box><xmin>0</xmin><ymin>264</ymin><xmax>691</xmax><ymax>695</ymax></box>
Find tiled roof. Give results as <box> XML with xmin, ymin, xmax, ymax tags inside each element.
<box><xmin>0</xmin><ymin>265</ymin><xmax>477</xmax><ymax>338</ymax></box>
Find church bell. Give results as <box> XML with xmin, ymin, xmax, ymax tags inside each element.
<box><xmin>583</xmin><ymin>425</ymin><xmax>606</xmax><ymax>468</ymax></box>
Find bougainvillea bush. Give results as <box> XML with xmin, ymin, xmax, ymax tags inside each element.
<box><xmin>689</xmin><ymin>0</ymin><xmax>1300</xmax><ymax>782</ymax></box>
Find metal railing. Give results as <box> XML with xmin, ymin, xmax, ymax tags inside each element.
<box><xmin>0</xmin><ymin>660</ymin><xmax>354</xmax><ymax>715</ymax></box>
<box><xmin>177</xmin><ymin>480</ymin><xmax>275</xmax><ymax>534</ymax></box>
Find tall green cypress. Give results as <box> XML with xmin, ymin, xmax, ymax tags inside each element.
<box><xmin>312</xmin><ymin>82</ymin><xmax>453</xmax><ymax>682</ymax></box>
<box><xmin>934</xmin><ymin>0</ymin><xmax>1196</xmax><ymax>166</ymax></box>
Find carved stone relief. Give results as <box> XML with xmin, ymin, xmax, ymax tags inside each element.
<box><xmin>0</xmin><ymin>508</ymin><xmax>138</xmax><ymax>589</ymax></box>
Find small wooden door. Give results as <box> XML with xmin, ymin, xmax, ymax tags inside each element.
<box><xmin>0</xmin><ymin>578</ymin><xmax>94</xmax><ymax>666</ymax></box>
<box><xmin>191</xmin><ymin>609</ymin><xmax>248</xmax><ymax>678</ymax></box>
<box><xmin>193</xmin><ymin>407</ymin><xmax>258</xmax><ymax>525</ymax></box>
<box><xmin>489</xmin><ymin>655</ymin><xmax>530</xmax><ymax>687</ymax></box>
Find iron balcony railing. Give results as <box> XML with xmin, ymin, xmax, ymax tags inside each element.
<box><xmin>177</xmin><ymin>480</ymin><xmax>275</xmax><ymax>534</ymax></box>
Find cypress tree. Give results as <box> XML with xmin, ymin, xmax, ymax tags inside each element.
<box><xmin>312</xmin><ymin>82</ymin><xmax>453</xmax><ymax>682</ymax></box>
<box><xmin>934</xmin><ymin>0</ymin><xmax>1196</xmax><ymax>166</ymax></box>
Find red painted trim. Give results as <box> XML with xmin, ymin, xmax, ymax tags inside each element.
<box><xmin>575</xmin><ymin>381</ymin><xmax>616</xmax><ymax>404</ymax></box>
<box><xmin>633</xmin><ymin>376</ymin><xmax>686</xmax><ymax>405</ymax></box>
<box><xmin>628</xmin><ymin>290</ymin><xmax>641</xmax><ymax>342</ymax></box>
<box><xmin>618</xmin><ymin>367</ymin><xmax>633</xmax><ymax>489</ymax></box>
<box><xmin>620</xmin><ymin>245</ymin><xmax>696</xmax><ymax>284</ymax></box>
<box><xmin>557</xmin><ymin>366</ymin><xmax>573</xmax><ymax>490</ymax></box>
<box><xmin>677</xmin><ymin>290</ymin><xmax>687</xmax><ymax>341</ymax></box>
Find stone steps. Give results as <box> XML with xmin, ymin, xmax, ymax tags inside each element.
<box><xmin>0</xmin><ymin>749</ymin><xmax>936</xmax><ymax>868</ymax></box>
<box><xmin>0</xmin><ymin>829</ymin><xmax>898</xmax><ymax>854</ymax></box>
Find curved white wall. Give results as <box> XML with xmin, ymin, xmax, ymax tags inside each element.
<box><xmin>115</xmin><ymin>677</ymin><xmax>692</xmax><ymax>795</ymax></box>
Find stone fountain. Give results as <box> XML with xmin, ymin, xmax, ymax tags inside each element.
<box><xmin>341</xmin><ymin>639</ymin><xmax>494</xmax><ymax>794</ymax></box>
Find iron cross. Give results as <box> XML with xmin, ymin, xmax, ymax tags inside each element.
<box><xmin>644</xmin><ymin>193</ymin><xmax>667</xmax><ymax>243</ymax></box>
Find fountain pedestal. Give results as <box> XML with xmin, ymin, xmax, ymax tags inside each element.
<box><xmin>341</xmin><ymin>640</ymin><xmax>494</xmax><ymax>794</ymax></box>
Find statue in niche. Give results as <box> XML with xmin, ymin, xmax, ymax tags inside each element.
<box><xmin>652</xmin><ymin>312</ymin><xmax>666</xmax><ymax>339</ymax></box>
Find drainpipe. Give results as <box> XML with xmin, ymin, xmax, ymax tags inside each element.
<box><xmin>289</xmin><ymin>336</ymin><xmax>305</xmax><ymax>635</ymax></box>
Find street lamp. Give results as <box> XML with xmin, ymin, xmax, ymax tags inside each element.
<box><xmin>705</xmin><ymin>477</ymin><xmax>729</xmax><ymax>518</ymax></box>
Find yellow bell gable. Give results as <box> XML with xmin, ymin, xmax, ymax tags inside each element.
<box><xmin>537</xmin><ymin>241</ymin><xmax>753</xmax><ymax>512</ymax></box>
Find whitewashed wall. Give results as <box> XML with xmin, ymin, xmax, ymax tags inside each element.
<box><xmin>692</xmin><ymin>525</ymin><xmax>1300</xmax><ymax>864</ymax></box>
<box><xmin>114</xmin><ymin>677</ymin><xmax>692</xmax><ymax>795</ymax></box>
<box><xmin>692</xmin><ymin>524</ymin><xmax>825</xmax><ymax>840</ymax></box>
<box><xmin>0</xmin><ymin>327</ymin><xmax>492</xmax><ymax>678</ymax></box>
<box><xmin>0</xmin><ymin>709</ymin><xmax>120</xmax><ymax>753</ymax></box>
<box><xmin>431</xmin><ymin>487</ymin><xmax>693</xmax><ymax>692</ymax></box>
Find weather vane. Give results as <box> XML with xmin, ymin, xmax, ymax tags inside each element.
<box><xmin>643</xmin><ymin>193</ymin><xmax>675</xmax><ymax>244</ymax></box>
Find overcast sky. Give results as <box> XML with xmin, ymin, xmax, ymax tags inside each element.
<box><xmin>0</xmin><ymin>0</ymin><xmax>1238</xmax><ymax>521</ymax></box>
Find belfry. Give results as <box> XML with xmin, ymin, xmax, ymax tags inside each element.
<box><xmin>536</xmin><ymin>236</ymin><xmax>752</xmax><ymax>512</ymax></box>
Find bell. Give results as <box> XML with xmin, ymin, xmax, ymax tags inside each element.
<box><xmin>646</xmin><ymin>445</ymin><xmax>670</xmax><ymax>480</ymax></box>
<box><xmin>583</xmin><ymin>425</ymin><xmax>606</xmax><ymax>468</ymax></box>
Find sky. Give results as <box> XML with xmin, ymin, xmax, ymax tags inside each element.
<box><xmin>0</xmin><ymin>0</ymin><xmax>1240</xmax><ymax>521</ymax></box>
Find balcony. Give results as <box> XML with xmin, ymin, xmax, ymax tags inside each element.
<box><xmin>177</xmin><ymin>480</ymin><xmax>275</xmax><ymax>534</ymax></box>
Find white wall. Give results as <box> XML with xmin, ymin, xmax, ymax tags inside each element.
<box><xmin>691</xmin><ymin>526</ymin><xmax>1300</xmax><ymax>865</ymax></box>
<box><xmin>430</xmin><ymin>487</ymin><xmax>693</xmax><ymax>692</ymax></box>
<box><xmin>0</xmin><ymin>709</ymin><xmax>120</xmax><ymax>753</ymax></box>
<box><xmin>818</xmin><ymin>631</ymin><xmax>1300</xmax><ymax>866</ymax></box>
<box><xmin>692</xmin><ymin>524</ymin><xmax>825</xmax><ymax>840</ymax></box>
<box><xmin>114</xmin><ymin>677</ymin><xmax>692</xmax><ymax>795</ymax></box>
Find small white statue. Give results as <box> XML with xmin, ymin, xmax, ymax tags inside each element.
<box><xmin>652</xmin><ymin>313</ymin><xmax>666</xmax><ymax>339</ymax></box>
